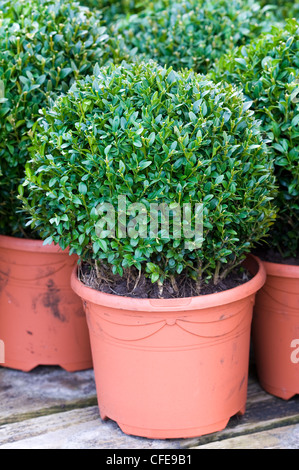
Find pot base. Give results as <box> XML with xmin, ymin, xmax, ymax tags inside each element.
<box><xmin>259</xmin><ymin>381</ymin><xmax>298</xmax><ymax>401</ymax></box>
<box><xmin>1</xmin><ymin>359</ymin><xmax>92</xmax><ymax>373</ymax></box>
<box><xmin>118</xmin><ymin>420</ymin><xmax>230</xmax><ymax>440</ymax></box>
<box><xmin>101</xmin><ymin>405</ymin><xmax>246</xmax><ymax>439</ymax></box>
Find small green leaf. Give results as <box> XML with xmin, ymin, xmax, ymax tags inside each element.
<box><xmin>79</xmin><ymin>182</ymin><xmax>87</xmax><ymax>195</ymax></box>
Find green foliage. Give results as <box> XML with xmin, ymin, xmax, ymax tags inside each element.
<box><xmin>79</xmin><ymin>0</ymin><xmax>149</xmax><ymax>24</ymax></box>
<box><xmin>112</xmin><ymin>0</ymin><xmax>276</xmax><ymax>75</ymax></box>
<box><xmin>213</xmin><ymin>20</ymin><xmax>299</xmax><ymax>257</ymax></box>
<box><xmin>259</xmin><ymin>0</ymin><xmax>299</xmax><ymax>21</ymax></box>
<box><xmin>0</xmin><ymin>0</ymin><xmax>131</xmax><ymax>237</ymax></box>
<box><xmin>21</xmin><ymin>61</ymin><xmax>276</xmax><ymax>287</ymax></box>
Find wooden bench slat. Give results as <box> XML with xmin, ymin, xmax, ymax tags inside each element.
<box><xmin>0</xmin><ymin>407</ymin><xmax>181</xmax><ymax>449</ymax></box>
<box><xmin>191</xmin><ymin>424</ymin><xmax>299</xmax><ymax>449</ymax></box>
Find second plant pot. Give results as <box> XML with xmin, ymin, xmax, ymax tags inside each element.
<box><xmin>0</xmin><ymin>235</ymin><xmax>92</xmax><ymax>372</ymax></box>
<box><xmin>71</xmin><ymin>255</ymin><xmax>266</xmax><ymax>439</ymax></box>
<box><xmin>252</xmin><ymin>259</ymin><xmax>299</xmax><ymax>400</ymax></box>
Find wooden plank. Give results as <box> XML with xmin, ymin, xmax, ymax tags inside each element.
<box><xmin>191</xmin><ymin>424</ymin><xmax>299</xmax><ymax>449</ymax></box>
<box><xmin>1</xmin><ymin>403</ymin><xmax>298</xmax><ymax>449</ymax></box>
<box><xmin>0</xmin><ymin>407</ymin><xmax>182</xmax><ymax>449</ymax></box>
<box><xmin>0</xmin><ymin>366</ymin><xmax>97</xmax><ymax>425</ymax></box>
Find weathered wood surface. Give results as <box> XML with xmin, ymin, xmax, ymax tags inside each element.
<box><xmin>192</xmin><ymin>424</ymin><xmax>299</xmax><ymax>449</ymax></box>
<box><xmin>0</xmin><ymin>364</ymin><xmax>298</xmax><ymax>449</ymax></box>
<box><xmin>0</xmin><ymin>367</ymin><xmax>97</xmax><ymax>426</ymax></box>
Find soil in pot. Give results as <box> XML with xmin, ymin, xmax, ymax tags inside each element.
<box><xmin>79</xmin><ymin>262</ymin><xmax>253</xmax><ymax>299</ymax></box>
<box><xmin>254</xmin><ymin>247</ymin><xmax>299</xmax><ymax>266</ymax></box>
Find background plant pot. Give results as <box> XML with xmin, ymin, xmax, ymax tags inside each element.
<box><xmin>0</xmin><ymin>235</ymin><xmax>92</xmax><ymax>372</ymax></box>
<box><xmin>252</xmin><ymin>260</ymin><xmax>299</xmax><ymax>400</ymax></box>
<box><xmin>71</xmin><ymin>255</ymin><xmax>266</xmax><ymax>439</ymax></box>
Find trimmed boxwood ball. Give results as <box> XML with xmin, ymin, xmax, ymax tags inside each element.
<box><xmin>0</xmin><ymin>0</ymin><xmax>130</xmax><ymax>237</ymax></box>
<box><xmin>213</xmin><ymin>20</ymin><xmax>299</xmax><ymax>258</ymax></box>
<box><xmin>21</xmin><ymin>61</ymin><xmax>276</xmax><ymax>292</ymax></box>
<box><xmin>112</xmin><ymin>0</ymin><xmax>275</xmax><ymax>75</ymax></box>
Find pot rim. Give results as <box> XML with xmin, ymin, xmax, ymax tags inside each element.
<box><xmin>71</xmin><ymin>254</ymin><xmax>266</xmax><ymax>312</ymax></box>
<box><xmin>0</xmin><ymin>234</ymin><xmax>67</xmax><ymax>254</ymax></box>
<box><xmin>261</xmin><ymin>259</ymin><xmax>299</xmax><ymax>279</ymax></box>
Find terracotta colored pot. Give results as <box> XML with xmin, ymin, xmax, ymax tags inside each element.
<box><xmin>71</xmin><ymin>255</ymin><xmax>266</xmax><ymax>439</ymax></box>
<box><xmin>0</xmin><ymin>235</ymin><xmax>92</xmax><ymax>372</ymax></box>
<box><xmin>252</xmin><ymin>260</ymin><xmax>299</xmax><ymax>400</ymax></box>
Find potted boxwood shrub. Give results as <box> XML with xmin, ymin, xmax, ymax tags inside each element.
<box><xmin>213</xmin><ymin>20</ymin><xmax>299</xmax><ymax>399</ymax></box>
<box><xmin>21</xmin><ymin>61</ymin><xmax>277</xmax><ymax>438</ymax></box>
<box><xmin>0</xmin><ymin>0</ymin><xmax>130</xmax><ymax>372</ymax></box>
<box><xmin>111</xmin><ymin>0</ymin><xmax>275</xmax><ymax>75</ymax></box>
